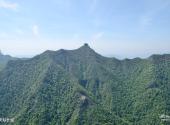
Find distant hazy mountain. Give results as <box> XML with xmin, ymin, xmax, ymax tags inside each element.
<box><xmin>0</xmin><ymin>44</ymin><xmax>170</xmax><ymax>125</ymax></box>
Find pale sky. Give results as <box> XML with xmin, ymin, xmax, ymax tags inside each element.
<box><xmin>0</xmin><ymin>0</ymin><xmax>170</xmax><ymax>58</ymax></box>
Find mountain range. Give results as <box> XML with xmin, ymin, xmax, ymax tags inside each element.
<box><xmin>0</xmin><ymin>44</ymin><xmax>170</xmax><ymax>125</ymax></box>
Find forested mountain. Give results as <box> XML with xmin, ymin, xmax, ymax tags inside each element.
<box><xmin>0</xmin><ymin>51</ymin><xmax>16</xmax><ymax>71</ymax></box>
<box><xmin>0</xmin><ymin>44</ymin><xmax>170</xmax><ymax>125</ymax></box>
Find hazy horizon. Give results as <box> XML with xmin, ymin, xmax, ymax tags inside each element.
<box><xmin>1</xmin><ymin>43</ymin><xmax>170</xmax><ymax>60</ymax></box>
<box><xmin>0</xmin><ymin>0</ymin><xmax>170</xmax><ymax>58</ymax></box>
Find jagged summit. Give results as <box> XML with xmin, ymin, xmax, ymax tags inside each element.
<box><xmin>84</xmin><ymin>43</ymin><xmax>89</xmax><ymax>46</ymax></box>
<box><xmin>40</xmin><ymin>43</ymin><xmax>95</xmax><ymax>59</ymax></box>
<box><xmin>79</xmin><ymin>43</ymin><xmax>91</xmax><ymax>49</ymax></box>
<box><xmin>38</xmin><ymin>43</ymin><xmax>106</xmax><ymax>63</ymax></box>
<box><xmin>78</xmin><ymin>43</ymin><xmax>93</xmax><ymax>51</ymax></box>
<box><xmin>74</xmin><ymin>43</ymin><xmax>99</xmax><ymax>58</ymax></box>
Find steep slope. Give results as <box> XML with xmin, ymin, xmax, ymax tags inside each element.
<box><xmin>0</xmin><ymin>44</ymin><xmax>169</xmax><ymax>125</ymax></box>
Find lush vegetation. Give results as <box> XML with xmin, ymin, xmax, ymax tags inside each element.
<box><xmin>0</xmin><ymin>44</ymin><xmax>170</xmax><ymax>125</ymax></box>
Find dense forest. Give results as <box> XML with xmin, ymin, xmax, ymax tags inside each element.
<box><xmin>0</xmin><ymin>44</ymin><xmax>170</xmax><ymax>125</ymax></box>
